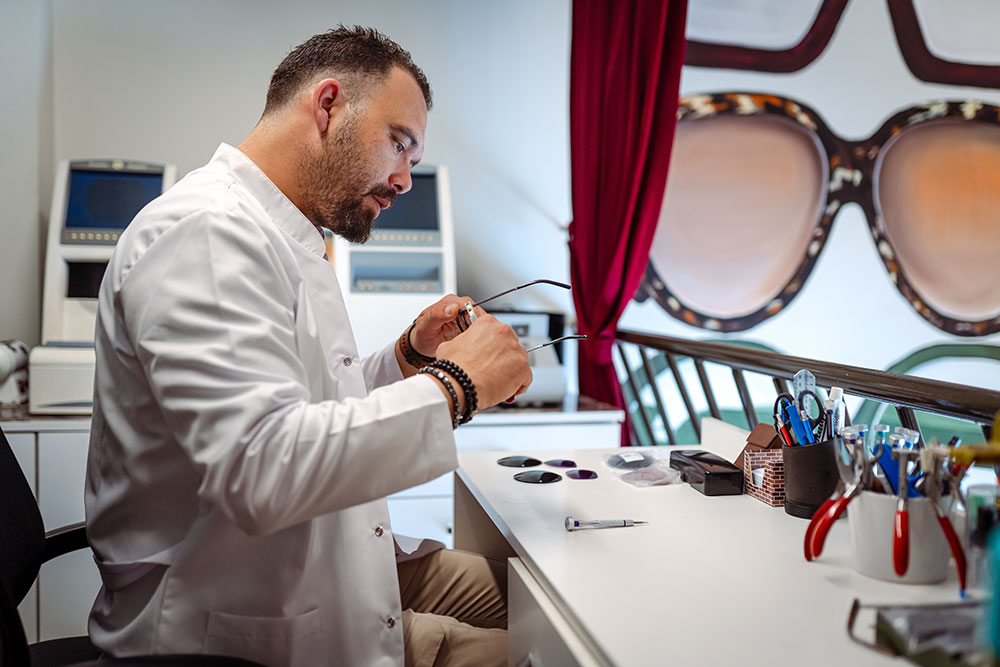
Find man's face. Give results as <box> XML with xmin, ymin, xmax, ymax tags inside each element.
<box><xmin>300</xmin><ymin>67</ymin><xmax>427</xmax><ymax>243</ymax></box>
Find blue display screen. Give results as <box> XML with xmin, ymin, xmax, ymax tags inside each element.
<box><xmin>65</xmin><ymin>169</ymin><xmax>163</xmax><ymax>229</ymax></box>
<box><xmin>374</xmin><ymin>173</ymin><xmax>439</xmax><ymax>231</ymax></box>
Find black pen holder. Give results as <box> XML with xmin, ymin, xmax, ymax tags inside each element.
<box><xmin>782</xmin><ymin>438</ymin><xmax>840</xmax><ymax>519</ymax></box>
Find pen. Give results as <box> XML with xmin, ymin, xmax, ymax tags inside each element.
<box><xmin>564</xmin><ymin>516</ymin><xmax>648</xmax><ymax>532</ymax></box>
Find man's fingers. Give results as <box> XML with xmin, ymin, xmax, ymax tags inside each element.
<box><xmin>440</xmin><ymin>296</ymin><xmax>475</xmax><ymax>321</ymax></box>
<box><xmin>504</xmin><ymin>380</ymin><xmax>532</xmax><ymax>404</ymax></box>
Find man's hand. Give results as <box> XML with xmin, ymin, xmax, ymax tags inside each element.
<box><xmin>410</xmin><ymin>294</ymin><xmax>474</xmax><ymax>358</ymax></box>
<box><xmin>435</xmin><ymin>314</ymin><xmax>532</xmax><ymax>410</ymax></box>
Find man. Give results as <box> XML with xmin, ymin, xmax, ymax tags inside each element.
<box><xmin>85</xmin><ymin>26</ymin><xmax>532</xmax><ymax>666</ymax></box>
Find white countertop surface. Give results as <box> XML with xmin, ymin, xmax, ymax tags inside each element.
<box><xmin>457</xmin><ymin>445</ymin><xmax>964</xmax><ymax>666</ymax></box>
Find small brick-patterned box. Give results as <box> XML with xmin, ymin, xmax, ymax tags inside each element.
<box><xmin>744</xmin><ymin>449</ymin><xmax>785</xmax><ymax>507</ymax></box>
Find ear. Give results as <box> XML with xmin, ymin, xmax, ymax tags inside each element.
<box><xmin>310</xmin><ymin>78</ymin><xmax>344</xmax><ymax>134</ymax></box>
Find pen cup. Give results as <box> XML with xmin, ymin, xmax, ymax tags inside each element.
<box><xmin>847</xmin><ymin>490</ymin><xmax>953</xmax><ymax>584</ymax></box>
<box><xmin>782</xmin><ymin>438</ymin><xmax>839</xmax><ymax>519</ymax></box>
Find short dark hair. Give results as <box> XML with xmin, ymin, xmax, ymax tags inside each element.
<box><xmin>263</xmin><ymin>25</ymin><xmax>432</xmax><ymax>116</ymax></box>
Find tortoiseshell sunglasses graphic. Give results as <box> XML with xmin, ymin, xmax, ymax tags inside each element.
<box><xmin>637</xmin><ymin>92</ymin><xmax>1000</xmax><ymax>336</ymax></box>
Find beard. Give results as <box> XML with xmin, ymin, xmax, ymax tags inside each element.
<box><xmin>298</xmin><ymin>112</ymin><xmax>397</xmax><ymax>244</ymax></box>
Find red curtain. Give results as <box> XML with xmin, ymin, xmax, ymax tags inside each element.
<box><xmin>568</xmin><ymin>0</ymin><xmax>687</xmax><ymax>442</ymax></box>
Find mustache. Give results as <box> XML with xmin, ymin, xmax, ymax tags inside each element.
<box><xmin>367</xmin><ymin>186</ymin><xmax>397</xmax><ymax>209</ymax></box>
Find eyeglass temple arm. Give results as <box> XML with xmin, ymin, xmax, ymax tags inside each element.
<box><xmin>525</xmin><ymin>335</ymin><xmax>587</xmax><ymax>353</ymax></box>
<box><xmin>471</xmin><ymin>279</ymin><xmax>571</xmax><ymax>308</ymax></box>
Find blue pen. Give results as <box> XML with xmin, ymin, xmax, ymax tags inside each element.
<box><xmin>800</xmin><ymin>411</ymin><xmax>816</xmax><ymax>444</ymax></box>
<box><xmin>795</xmin><ymin>390</ymin><xmax>822</xmax><ymax>445</ymax></box>
<box><xmin>783</xmin><ymin>402</ymin><xmax>809</xmax><ymax>446</ymax></box>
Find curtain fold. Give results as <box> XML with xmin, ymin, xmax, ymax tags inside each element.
<box><xmin>568</xmin><ymin>0</ymin><xmax>688</xmax><ymax>443</ymax></box>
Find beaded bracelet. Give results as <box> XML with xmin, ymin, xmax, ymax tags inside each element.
<box><xmin>417</xmin><ymin>366</ymin><xmax>461</xmax><ymax>429</ymax></box>
<box><xmin>429</xmin><ymin>359</ymin><xmax>478</xmax><ymax>424</ymax></box>
<box><xmin>399</xmin><ymin>322</ymin><xmax>436</xmax><ymax>369</ymax></box>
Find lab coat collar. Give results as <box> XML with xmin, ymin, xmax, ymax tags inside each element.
<box><xmin>211</xmin><ymin>143</ymin><xmax>327</xmax><ymax>258</ymax></box>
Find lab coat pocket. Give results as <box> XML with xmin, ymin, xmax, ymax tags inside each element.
<box><xmin>203</xmin><ymin>607</ymin><xmax>326</xmax><ymax>667</ymax></box>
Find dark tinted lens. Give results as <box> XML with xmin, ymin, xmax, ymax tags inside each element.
<box><xmin>544</xmin><ymin>459</ymin><xmax>577</xmax><ymax>468</ymax></box>
<box><xmin>513</xmin><ymin>471</ymin><xmax>562</xmax><ymax>484</ymax></box>
<box><xmin>497</xmin><ymin>456</ymin><xmax>541</xmax><ymax>468</ymax></box>
<box><xmin>566</xmin><ymin>469</ymin><xmax>598</xmax><ymax>480</ymax></box>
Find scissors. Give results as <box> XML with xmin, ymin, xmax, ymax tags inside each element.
<box><xmin>773</xmin><ymin>393</ymin><xmax>796</xmax><ymax>446</ymax></box>
<box><xmin>796</xmin><ymin>389</ymin><xmax>824</xmax><ymax>444</ymax></box>
<box><xmin>776</xmin><ymin>392</ymin><xmax>813</xmax><ymax>446</ymax></box>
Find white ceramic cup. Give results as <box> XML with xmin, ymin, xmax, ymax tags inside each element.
<box><xmin>847</xmin><ymin>490</ymin><xmax>954</xmax><ymax>584</ymax></box>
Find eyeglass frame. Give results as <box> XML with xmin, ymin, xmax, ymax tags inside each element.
<box><xmin>637</xmin><ymin>91</ymin><xmax>1000</xmax><ymax>337</ymax></box>
<box><xmin>685</xmin><ymin>0</ymin><xmax>1000</xmax><ymax>90</ymax></box>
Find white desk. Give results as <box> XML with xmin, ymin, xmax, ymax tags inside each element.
<box><xmin>390</xmin><ymin>396</ymin><xmax>624</xmax><ymax>547</ymax></box>
<box><xmin>454</xmin><ymin>447</ymin><xmax>962</xmax><ymax>667</ymax></box>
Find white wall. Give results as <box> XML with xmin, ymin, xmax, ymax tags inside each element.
<box><xmin>5</xmin><ymin>0</ymin><xmax>998</xmax><ymax>390</ymax></box>
<box><xmin>0</xmin><ymin>0</ymin><xmax>52</xmax><ymax>345</ymax></box>
<box><xmin>48</xmin><ymin>0</ymin><xmax>574</xmax><ymax>325</ymax></box>
<box><xmin>620</xmin><ymin>0</ymin><xmax>1000</xmax><ymax>388</ymax></box>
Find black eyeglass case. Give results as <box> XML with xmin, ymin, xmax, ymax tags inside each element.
<box><xmin>669</xmin><ymin>450</ymin><xmax>744</xmax><ymax>496</ymax></box>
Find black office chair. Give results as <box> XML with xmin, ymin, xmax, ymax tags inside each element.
<box><xmin>0</xmin><ymin>426</ymin><xmax>265</xmax><ymax>666</ymax></box>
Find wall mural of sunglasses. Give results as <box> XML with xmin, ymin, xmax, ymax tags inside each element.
<box><xmin>684</xmin><ymin>0</ymin><xmax>1000</xmax><ymax>89</ymax></box>
<box><xmin>636</xmin><ymin>92</ymin><xmax>1000</xmax><ymax>336</ymax></box>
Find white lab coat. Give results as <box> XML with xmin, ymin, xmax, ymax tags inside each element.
<box><xmin>85</xmin><ymin>144</ymin><xmax>457</xmax><ymax>666</ymax></box>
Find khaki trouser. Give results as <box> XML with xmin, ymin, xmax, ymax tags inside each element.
<box><xmin>397</xmin><ymin>549</ymin><xmax>508</xmax><ymax>667</ymax></box>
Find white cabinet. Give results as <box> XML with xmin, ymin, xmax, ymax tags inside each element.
<box><xmin>8</xmin><ymin>431</ymin><xmax>39</xmax><ymax>643</ymax></box>
<box><xmin>387</xmin><ymin>398</ymin><xmax>624</xmax><ymax>547</ymax></box>
<box><xmin>36</xmin><ymin>430</ymin><xmax>101</xmax><ymax>641</ymax></box>
<box><xmin>2</xmin><ymin>418</ymin><xmax>96</xmax><ymax>642</ymax></box>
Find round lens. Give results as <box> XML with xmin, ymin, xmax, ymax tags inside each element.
<box><xmin>566</xmin><ymin>469</ymin><xmax>598</xmax><ymax>480</ymax></box>
<box><xmin>606</xmin><ymin>453</ymin><xmax>653</xmax><ymax>469</ymax></box>
<box><xmin>544</xmin><ymin>459</ymin><xmax>577</xmax><ymax>468</ymax></box>
<box><xmin>650</xmin><ymin>114</ymin><xmax>825</xmax><ymax>319</ymax></box>
<box><xmin>513</xmin><ymin>471</ymin><xmax>563</xmax><ymax>484</ymax></box>
<box><xmin>876</xmin><ymin>120</ymin><xmax>1000</xmax><ymax>322</ymax></box>
<box><xmin>497</xmin><ymin>456</ymin><xmax>541</xmax><ymax>468</ymax></box>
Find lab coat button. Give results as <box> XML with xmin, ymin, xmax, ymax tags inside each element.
<box><xmin>375</xmin><ymin>526</ymin><xmax>384</xmax><ymax>537</ymax></box>
<box><xmin>343</xmin><ymin>356</ymin><xmax>353</xmax><ymax>366</ymax></box>
<box><xmin>386</xmin><ymin>616</ymin><xmax>396</xmax><ymax>629</ymax></box>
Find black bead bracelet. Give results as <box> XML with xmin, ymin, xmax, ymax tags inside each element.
<box><xmin>418</xmin><ymin>366</ymin><xmax>461</xmax><ymax>429</ymax></box>
<box><xmin>429</xmin><ymin>359</ymin><xmax>478</xmax><ymax>424</ymax></box>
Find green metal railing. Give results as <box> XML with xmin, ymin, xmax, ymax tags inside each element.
<box><xmin>614</xmin><ymin>330</ymin><xmax>1000</xmax><ymax>448</ymax></box>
